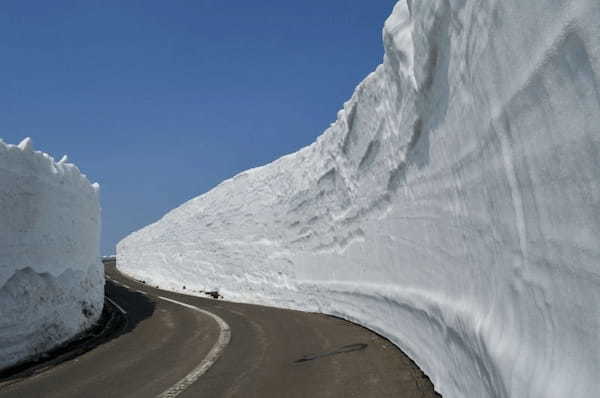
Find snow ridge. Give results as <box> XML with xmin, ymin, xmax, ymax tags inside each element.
<box><xmin>118</xmin><ymin>1</ymin><xmax>600</xmax><ymax>397</ymax></box>
<box><xmin>0</xmin><ymin>138</ymin><xmax>103</xmax><ymax>370</ymax></box>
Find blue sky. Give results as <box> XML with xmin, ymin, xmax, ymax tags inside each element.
<box><xmin>0</xmin><ymin>1</ymin><xmax>397</xmax><ymax>254</ymax></box>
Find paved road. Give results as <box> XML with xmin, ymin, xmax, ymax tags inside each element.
<box><xmin>0</xmin><ymin>261</ymin><xmax>439</xmax><ymax>398</ymax></box>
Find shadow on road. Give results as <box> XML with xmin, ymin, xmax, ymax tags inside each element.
<box><xmin>105</xmin><ymin>279</ymin><xmax>155</xmax><ymax>336</ymax></box>
<box><xmin>0</xmin><ymin>277</ymin><xmax>155</xmax><ymax>383</ymax></box>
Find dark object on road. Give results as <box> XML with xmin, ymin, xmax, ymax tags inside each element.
<box><xmin>204</xmin><ymin>290</ymin><xmax>222</xmax><ymax>299</ymax></box>
<box><xmin>294</xmin><ymin>343</ymin><xmax>368</xmax><ymax>363</ymax></box>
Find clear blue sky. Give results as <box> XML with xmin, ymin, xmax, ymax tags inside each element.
<box><xmin>0</xmin><ymin>1</ymin><xmax>397</xmax><ymax>254</ymax></box>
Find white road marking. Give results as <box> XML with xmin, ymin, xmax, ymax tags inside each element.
<box><xmin>106</xmin><ymin>296</ymin><xmax>127</xmax><ymax>315</ymax></box>
<box><xmin>107</xmin><ymin>276</ymin><xmax>131</xmax><ymax>290</ymax></box>
<box><xmin>156</xmin><ymin>296</ymin><xmax>231</xmax><ymax>398</ymax></box>
<box><xmin>106</xmin><ymin>276</ymin><xmax>122</xmax><ymax>286</ymax></box>
<box><xmin>106</xmin><ymin>272</ymin><xmax>230</xmax><ymax>395</ymax></box>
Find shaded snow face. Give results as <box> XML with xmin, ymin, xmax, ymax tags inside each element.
<box><xmin>0</xmin><ymin>138</ymin><xmax>103</xmax><ymax>370</ymax></box>
<box><xmin>118</xmin><ymin>1</ymin><xmax>600</xmax><ymax>397</ymax></box>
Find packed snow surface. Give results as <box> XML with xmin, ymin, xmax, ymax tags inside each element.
<box><xmin>0</xmin><ymin>138</ymin><xmax>103</xmax><ymax>370</ymax></box>
<box><xmin>118</xmin><ymin>1</ymin><xmax>600</xmax><ymax>396</ymax></box>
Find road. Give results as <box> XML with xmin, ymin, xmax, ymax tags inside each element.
<box><xmin>0</xmin><ymin>261</ymin><xmax>439</xmax><ymax>397</ymax></box>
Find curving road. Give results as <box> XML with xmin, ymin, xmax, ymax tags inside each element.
<box><xmin>0</xmin><ymin>261</ymin><xmax>439</xmax><ymax>398</ymax></box>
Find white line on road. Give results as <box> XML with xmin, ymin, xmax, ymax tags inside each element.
<box><xmin>156</xmin><ymin>296</ymin><xmax>231</xmax><ymax>398</ymax></box>
<box><xmin>105</xmin><ymin>296</ymin><xmax>127</xmax><ymax>315</ymax></box>
<box><xmin>106</xmin><ymin>276</ymin><xmax>122</xmax><ymax>286</ymax></box>
<box><xmin>107</xmin><ymin>277</ymin><xmax>131</xmax><ymax>290</ymax></box>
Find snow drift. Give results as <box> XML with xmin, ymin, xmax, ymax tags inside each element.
<box><xmin>0</xmin><ymin>138</ymin><xmax>103</xmax><ymax>370</ymax></box>
<box><xmin>118</xmin><ymin>1</ymin><xmax>600</xmax><ymax>396</ymax></box>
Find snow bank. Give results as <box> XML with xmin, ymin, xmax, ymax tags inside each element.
<box><xmin>0</xmin><ymin>138</ymin><xmax>103</xmax><ymax>370</ymax></box>
<box><xmin>117</xmin><ymin>1</ymin><xmax>600</xmax><ymax>396</ymax></box>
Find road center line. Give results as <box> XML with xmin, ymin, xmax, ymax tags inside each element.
<box><xmin>156</xmin><ymin>296</ymin><xmax>231</xmax><ymax>398</ymax></box>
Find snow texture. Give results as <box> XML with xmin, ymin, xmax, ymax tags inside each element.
<box><xmin>117</xmin><ymin>1</ymin><xmax>600</xmax><ymax>397</ymax></box>
<box><xmin>0</xmin><ymin>138</ymin><xmax>103</xmax><ymax>370</ymax></box>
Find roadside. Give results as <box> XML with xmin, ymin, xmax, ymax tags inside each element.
<box><xmin>108</xmin><ymin>260</ymin><xmax>441</xmax><ymax>398</ymax></box>
<box><xmin>0</xmin><ymin>295</ymin><xmax>125</xmax><ymax>384</ymax></box>
<box><xmin>1</xmin><ymin>259</ymin><xmax>440</xmax><ymax>398</ymax></box>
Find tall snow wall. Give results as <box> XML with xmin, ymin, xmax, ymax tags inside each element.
<box><xmin>0</xmin><ymin>138</ymin><xmax>103</xmax><ymax>370</ymax></box>
<box><xmin>117</xmin><ymin>1</ymin><xmax>600</xmax><ymax>397</ymax></box>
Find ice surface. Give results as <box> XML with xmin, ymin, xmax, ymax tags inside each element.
<box><xmin>117</xmin><ymin>1</ymin><xmax>600</xmax><ymax>397</ymax></box>
<box><xmin>0</xmin><ymin>138</ymin><xmax>103</xmax><ymax>370</ymax></box>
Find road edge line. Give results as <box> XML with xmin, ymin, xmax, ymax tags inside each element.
<box><xmin>105</xmin><ymin>297</ymin><xmax>127</xmax><ymax>315</ymax></box>
<box><xmin>155</xmin><ymin>296</ymin><xmax>231</xmax><ymax>398</ymax></box>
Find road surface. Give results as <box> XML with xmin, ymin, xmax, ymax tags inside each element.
<box><xmin>0</xmin><ymin>261</ymin><xmax>439</xmax><ymax>397</ymax></box>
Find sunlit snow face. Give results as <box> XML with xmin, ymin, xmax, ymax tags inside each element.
<box><xmin>116</xmin><ymin>1</ymin><xmax>600</xmax><ymax>397</ymax></box>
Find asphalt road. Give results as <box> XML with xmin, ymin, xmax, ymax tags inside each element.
<box><xmin>0</xmin><ymin>261</ymin><xmax>439</xmax><ymax>398</ymax></box>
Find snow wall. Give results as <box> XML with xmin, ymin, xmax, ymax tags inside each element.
<box><xmin>0</xmin><ymin>138</ymin><xmax>103</xmax><ymax>370</ymax></box>
<box><xmin>117</xmin><ymin>1</ymin><xmax>600</xmax><ymax>397</ymax></box>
